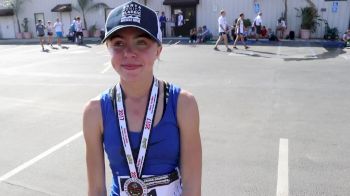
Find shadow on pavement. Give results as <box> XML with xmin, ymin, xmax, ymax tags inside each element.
<box><xmin>283</xmin><ymin>47</ymin><xmax>346</xmax><ymax>61</ymax></box>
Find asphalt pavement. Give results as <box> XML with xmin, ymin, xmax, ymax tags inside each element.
<box><xmin>0</xmin><ymin>41</ymin><xmax>350</xmax><ymax>196</ymax></box>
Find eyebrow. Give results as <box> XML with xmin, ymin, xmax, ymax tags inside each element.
<box><xmin>110</xmin><ymin>33</ymin><xmax>152</xmax><ymax>40</ymax></box>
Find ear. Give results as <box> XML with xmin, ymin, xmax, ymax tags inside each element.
<box><xmin>156</xmin><ymin>46</ymin><xmax>163</xmax><ymax>58</ymax></box>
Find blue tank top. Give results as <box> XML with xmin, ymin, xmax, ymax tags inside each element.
<box><xmin>100</xmin><ymin>83</ymin><xmax>181</xmax><ymax>196</ymax></box>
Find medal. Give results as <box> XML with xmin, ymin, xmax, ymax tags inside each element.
<box><xmin>114</xmin><ymin>77</ymin><xmax>159</xmax><ymax>194</ymax></box>
<box><xmin>124</xmin><ymin>178</ymin><xmax>148</xmax><ymax>196</ymax></box>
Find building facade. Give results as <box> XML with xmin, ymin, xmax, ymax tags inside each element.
<box><xmin>0</xmin><ymin>0</ymin><xmax>349</xmax><ymax>39</ymax></box>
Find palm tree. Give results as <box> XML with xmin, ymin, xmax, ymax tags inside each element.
<box><xmin>2</xmin><ymin>0</ymin><xmax>24</xmax><ymax>33</ymax></box>
<box><xmin>73</xmin><ymin>0</ymin><xmax>109</xmax><ymax>29</ymax></box>
<box><xmin>283</xmin><ymin>0</ymin><xmax>287</xmax><ymax>23</ymax></box>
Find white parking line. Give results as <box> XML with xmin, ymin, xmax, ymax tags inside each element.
<box><xmin>0</xmin><ymin>131</ymin><xmax>83</xmax><ymax>182</ymax></box>
<box><xmin>101</xmin><ymin>61</ymin><xmax>111</xmax><ymax>74</ymax></box>
<box><xmin>276</xmin><ymin>138</ymin><xmax>289</xmax><ymax>196</ymax></box>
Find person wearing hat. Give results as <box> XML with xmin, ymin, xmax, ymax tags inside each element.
<box><xmin>176</xmin><ymin>10</ymin><xmax>184</xmax><ymax>36</ymax></box>
<box><xmin>83</xmin><ymin>1</ymin><xmax>202</xmax><ymax>196</ymax></box>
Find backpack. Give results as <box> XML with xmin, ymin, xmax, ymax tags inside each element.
<box><xmin>69</xmin><ymin>23</ymin><xmax>75</xmax><ymax>32</ymax></box>
<box><xmin>289</xmin><ymin>31</ymin><xmax>295</xmax><ymax>40</ymax></box>
<box><xmin>269</xmin><ymin>34</ymin><xmax>278</xmax><ymax>41</ymax></box>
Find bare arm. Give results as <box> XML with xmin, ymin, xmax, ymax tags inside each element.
<box><xmin>83</xmin><ymin>99</ymin><xmax>107</xmax><ymax>196</ymax></box>
<box><xmin>177</xmin><ymin>90</ymin><xmax>202</xmax><ymax>196</ymax></box>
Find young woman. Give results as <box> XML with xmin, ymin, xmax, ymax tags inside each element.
<box><xmin>233</xmin><ymin>13</ymin><xmax>249</xmax><ymax>50</ymax></box>
<box><xmin>46</xmin><ymin>21</ymin><xmax>54</xmax><ymax>47</ymax></box>
<box><xmin>83</xmin><ymin>2</ymin><xmax>202</xmax><ymax>196</ymax></box>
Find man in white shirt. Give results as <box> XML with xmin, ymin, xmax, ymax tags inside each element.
<box><xmin>53</xmin><ymin>18</ymin><xmax>63</xmax><ymax>47</ymax></box>
<box><xmin>75</xmin><ymin>16</ymin><xmax>83</xmax><ymax>44</ymax></box>
<box><xmin>176</xmin><ymin>11</ymin><xmax>184</xmax><ymax>36</ymax></box>
<box><xmin>253</xmin><ymin>12</ymin><xmax>263</xmax><ymax>41</ymax></box>
<box><xmin>214</xmin><ymin>10</ymin><xmax>232</xmax><ymax>52</ymax></box>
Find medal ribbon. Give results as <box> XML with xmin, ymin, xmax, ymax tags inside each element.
<box><xmin>115</xmin><ymin>78</ymin><xmax>159</xmax><ymax>179</ymax></box>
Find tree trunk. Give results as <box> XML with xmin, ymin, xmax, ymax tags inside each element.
<box><xmin>15</xmin><ymin>12</ymin><xmax>21</xmax><ymax>33</ymax></box>
<box><xmin>284</xmin><ymin>0</ymin><xmax>287</xmax><ymax>23</ymax></box>
<box><xmin>83</xmin><ymin>11</ymin><xmax>87</xmax><ymax>30</ymax></box>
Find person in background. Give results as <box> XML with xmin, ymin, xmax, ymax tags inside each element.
<box><xmin>253</xmin><ymin>12</ymin><xmax>263</xmax><ymax>41</ymax></box>
<box><xmin>261</xmin><ymin>26</ymin><xmax>268</xmax><ymax>38</ymax></box>
<box><xmin>75</xmin><ymin>16</ymin><xmax>83</xmax><ymax>45</ymax></box>
<box><xmin>342</xmin><ymin>29</ymin><xmax>350</xmax><ymax>47</ymax></box>
<box><xmin>36</xmin><ymin>20</ymin><xmax>46</xmax><ymax>51</ymax></box>
<box><xmin>83</xmin><ymin>1</ymin><xmax>202</xmax><ymax>196</ymax></box>
<box><xmin>201</xmin><ymin>25</ymin><xmax>212</xmax><ymax>43</ymax></box>
<box><xmin>159</xmin><ymin>11</ymin><xmax>167</xmax><ymax>37</ymax></box>
<box><xmin>233</xmin><ymin>13</ymin><xmax>249</xmax><ymax>50</ymax></box>
<box><xmin>53</xmin><ymin>18</ymin><xmax>64</xmax><ymax>47</ymax></box>
<box><xmin>196</xmin><ymin>26</ymin><xmax>203</xmax><ymax>43</ymax></box>
<box><xmin>213</xmin><ymin>10</ymin><xmax>232</xmax><ymax>52</ymax></box>
<box><xmin>276</xmin><ymin>18</ymin><xmax>286</xmax><ymax>39</ymax></box>
<box><xmin>46</xmin><ymin>21</ymin><xmax>54</xmax><ymax>47</ymax></box>
<box><xmin>176</xmin><ymin>10</ymin><xmax>184</xmax><ymax>36</ymax></box>
<box><xmin>68</xmin><ymin>17</ymin><xmax>77</xmax><ymax>43</ymax></box>
<box><xmin>189</xmin><ymin>28</ymin><xmax>197</xmax><ymax>43</ymax></box>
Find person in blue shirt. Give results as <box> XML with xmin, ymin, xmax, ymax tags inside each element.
<box><xmin>159</xmin><ymin>11</ymin><xmax>167</xmax><ymax>37</ymax></box>
<box><xmin>36</xmin><ymin>20</ymin><xmax>46</xmax><ymax>51</ymax></box>
<box><xmin>83</xmin><ymin>1</ymin><xmax>202</xmax><ymax>196</ymax></box>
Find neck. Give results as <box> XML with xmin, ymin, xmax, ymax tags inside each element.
<box><xmin>120</xmin><ymin>76</ymin><xmax>154</xmax><ymax>100</ymax></box>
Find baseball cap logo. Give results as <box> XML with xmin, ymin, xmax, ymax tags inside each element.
<box><xmin>121</xmin><ymin>3</ymin><xmax>142</xmax><ymax>23</ymax></box>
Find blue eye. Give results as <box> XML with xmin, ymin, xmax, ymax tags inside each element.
<box><xmin>135</xmin><ymin>39</ymin><xmax>149</xmax><ymax>49</ymax></box>
<box><xmin>113</xmin><ymin>41</ymin><xmax>125</xmax><ymax>48</ymax></box>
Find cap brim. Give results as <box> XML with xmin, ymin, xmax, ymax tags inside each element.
<box><xmin>102</xmin><ymin>25</ymin><xmax>161</xmax><ymax>45</ymax></box>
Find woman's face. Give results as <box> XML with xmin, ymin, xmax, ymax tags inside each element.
<box><xmin>107</xmin><ymin>27</ymin><xmax>162</xmax><ymax>81</ymax></box>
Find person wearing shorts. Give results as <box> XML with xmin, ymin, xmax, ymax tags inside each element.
<box><xmin>213</xmin><ymin>10</ymin><xmax>232</xmax><ymax>52</ymax></box>
<box><xmin>36</xmin><ymin>20</ymin><xmax>46</xmax><ymax>51</ymax></box>
<box><xmin>54</xmin><ymin>18</ymin><xmax>63</xmax><ymax>47</ymax></box>
<box><xmin>233</xmin><ymin>13</ymin><xmax>249</xmax><ymax>50</ymax></box>
<box><xmin>46</xmin><ymin>21</ymin><xmax>54</xmax><ymax>47</ymax></box>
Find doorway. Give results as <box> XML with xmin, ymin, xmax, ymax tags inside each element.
<box><xmin>172</xmin><ymin>6</ymin><xmax>196</xmax><ymax>36</ymax></box>
<box><xmin>0</xmin><ymin>16</ymin><xmax>15</xmax><ymax>38</ymax></box>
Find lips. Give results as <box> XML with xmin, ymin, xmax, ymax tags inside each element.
<box><xmin>122</xmin><ymin>64</ymin><xmax>142</xmax><ymax>70</ymax></box>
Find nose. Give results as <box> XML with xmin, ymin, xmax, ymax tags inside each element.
<box><xmin>123</xmin><ymin>45</ymin><xmax>137</xmax><ymax>57</ymax></box>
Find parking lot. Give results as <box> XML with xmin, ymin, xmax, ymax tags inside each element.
<box><xmin>0</xmin><ymin>41</ymin><xmax>350</xmax><ymax>195</ymax></box>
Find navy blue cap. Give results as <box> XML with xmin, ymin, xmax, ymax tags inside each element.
<box><xmin>102</xmin><ymin>1</ymin><xmax>162</xmax><ymax>44</ymax></box>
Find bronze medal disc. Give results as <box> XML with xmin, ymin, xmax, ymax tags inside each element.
<box><xmin>124</xmin><ymin>178</ymin><xmax>147</xmax><ymax>196</ymax></box>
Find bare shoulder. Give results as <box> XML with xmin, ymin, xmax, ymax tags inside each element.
<box><xmin>83</xmin><ymin>97</ymin><xmax>103</xmax><ymax>135</ymax></box>
<box><xmin>84</xmin><ymin>97</ymin><xmax>101</xmax><ymax>113</ymax></box>
<box><xmin>178</xmin><ymin>89</ymin><xmax>198</xmax><ymax>110</ymax></box>
<box><xmin>177</xmin><ymin>89</ymin><xmax>199</xmax><ymax>128</ymax></box>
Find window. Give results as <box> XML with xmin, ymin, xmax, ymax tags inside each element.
<box><xmin>34</xmin><ymin>13</ymin><xmax>45</xmax><ymax>24</ymax></box>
